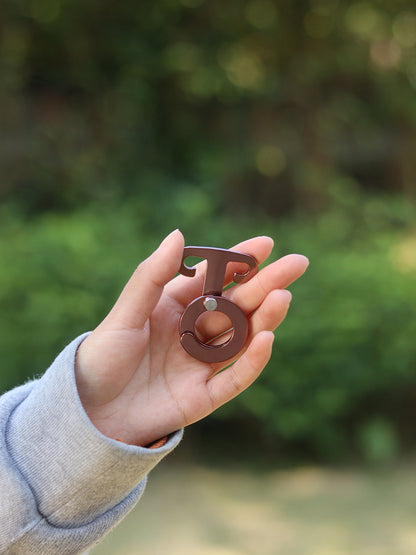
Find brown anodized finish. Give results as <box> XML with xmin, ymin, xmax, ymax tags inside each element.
<box><xmin>178</xmin><ymin>246</ymin><xmax>258</xmax><ymax>363</ymax></box>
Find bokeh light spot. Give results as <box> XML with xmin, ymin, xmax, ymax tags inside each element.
<box><xmin>256</xmin><ymin>146</ymin><xmax>286</xmax><ymax>177</ymax></box>
<box><xmin>392</xmin><ymin>11</ymin><xmax>416</xmax><ymax>48</ymax></box>
<box><xmin>391</xmin><ymin>236</ymin><xmax>416</xmax><ymax>273</ymax></box>
<box><xmin>219</xmin><ymin>44</ymin><xmax>264</xmax><ymax>90</ymax></box>
<box><xmin>370</xmin><ymin>39</ymin><xmax>401</xmax><ymax>69</ymax></box>
<box><xmin>345</xmin><ymin>3</ymin><xmax>388</xmax><ymax>41</ymax></box>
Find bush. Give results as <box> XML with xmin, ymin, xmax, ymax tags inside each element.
<box><xmin>211</xmin><ymin>189</ymin><xmax>416</xmax><ymax>461</ymax></box>
<box><xmin>0</xmin><ymin>190</ymin><xmax>415</xmax><ymax>462</ymax></box>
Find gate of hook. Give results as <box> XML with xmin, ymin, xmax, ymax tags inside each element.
<box><xmin>178</xmin><ymin>246</ymin><xmax>258</xmax><ymax>363</ymax></box>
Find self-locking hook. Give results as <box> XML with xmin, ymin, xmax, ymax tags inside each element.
<box><xmin>178</xmin><ymin>246</ymin><xmax>258</xmax><ymax>363</ymax></box>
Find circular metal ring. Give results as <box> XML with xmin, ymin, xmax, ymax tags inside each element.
<box><xmin>179</xmin><ymin>296</ymin><xmax>248</xmax><ymax>363</ymax></box>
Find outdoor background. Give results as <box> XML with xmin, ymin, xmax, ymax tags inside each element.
<box><xmin>1</xmin><ymin>0</ymin><xmax>416</xmax><ymax>553</ymax></box>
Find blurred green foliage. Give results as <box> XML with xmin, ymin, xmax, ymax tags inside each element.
<box><xmin>2</xmin><ymin>0</ymin><xmax>416</xmax><ymax>215</ymax></box>
<box><xmin>1</xmin><ymin>0</ymin><xmax>416</xmax><ymax>461</ymax></box>
<box><xmin>1</xmin><ymin>192</ymin><xmax>415</xmax><ymax>462</ymax></box>
<box><xmin>210</xmin><ymin>188</ymin><xmax>416</xmax><ymax>462</ymax></box>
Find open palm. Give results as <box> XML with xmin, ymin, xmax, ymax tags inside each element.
<box><xmin>75</xmin><ymin>230</ymin><xmax>309</xmax><ymax>446</ymax></box>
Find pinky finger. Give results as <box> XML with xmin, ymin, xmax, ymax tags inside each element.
<box><xmin>206</xmin><ymin>331</ymin><xmax>274</xmax><ymax>411</ymax></box>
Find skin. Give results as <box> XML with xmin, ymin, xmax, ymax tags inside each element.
<box><xmin>75</xmin><ymin>230</ymin><xmax>309</xmax><ymax>447</ymax></box>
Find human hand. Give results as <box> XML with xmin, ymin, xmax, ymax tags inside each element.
<box><xmin>75</xmin><ymin>230</ymin><xmax>309</xmax><ymax>446</ymax></box>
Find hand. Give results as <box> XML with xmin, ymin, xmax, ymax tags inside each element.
<box><xmin>75</xmin><ymin>230</ymin><xmax>309</xmax><ymax>446</ymax></box>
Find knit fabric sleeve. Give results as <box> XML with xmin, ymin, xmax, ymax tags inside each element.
<box><xmin>0</xmin><ymin>334</ymin><xmax>183</xmax><ymax>554</ymax></box>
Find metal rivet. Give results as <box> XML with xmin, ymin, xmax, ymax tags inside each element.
<box><xmin>203</xmin><ymin>297</ymin><xmax>218</xmax><ymax>311</ymax></box>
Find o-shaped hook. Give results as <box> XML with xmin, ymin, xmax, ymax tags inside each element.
<box><xmin>179</xmin><ymin>296</ymin><xmax>248</xmax><ymax>363</ymax></box>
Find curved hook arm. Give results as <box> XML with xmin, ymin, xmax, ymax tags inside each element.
<box><xmin>178</xmin><ymin>246</ymin><xmax>258</xmax><ymax>296</ymax></box>
<box><xmin>224</xmin><ymin>249</ymin><xmax>258</xmax><ymax>283</ymax></box>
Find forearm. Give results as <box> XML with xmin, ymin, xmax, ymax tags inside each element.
<box><xmin>0</xmin><ymin>334</ymin><xmax>182</xmax><ymax>554</ymax></box>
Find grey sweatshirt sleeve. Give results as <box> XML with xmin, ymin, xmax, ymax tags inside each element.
<box><xmin>0</xmin><ymin>334</ymin><xmax>183</xmax><ymax>554</ymax></box>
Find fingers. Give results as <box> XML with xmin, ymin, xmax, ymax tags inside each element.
<box><xmin>202</xmin><ymin>288</ymin><xmax>291</xmax><ymax>372</ymax></box>
<box><xmin>166</xmin><ymin>235</ymin><xmax>275</xmax><ymax>307</ymax></box>
<box><xmin>108</xmin><ymin>229</ymin><xmax>185</xmax><ymax>329</ymax></box>
<box><xmin>195</xmin><ymin>254</ymin><xmax>308</xmax><ymax>340</ymax></box>
<box><xmin>249</xmin><ymin>288</ymin><xmax>292</xmax><ymax>334</ymax></box>
<box><xmin>206</xmin><ymin>331</ymin><xmax>274</xmax><ymax>409</ymax></box>
<box><xmin>227</xmin><ymin>254</ymin><xmax>309</xmax><ymax>314</ymax></box>
<box><xmin>197</xmin><ymin>287</ymin><xmax>292</xmax><ymax>342</ymax></box>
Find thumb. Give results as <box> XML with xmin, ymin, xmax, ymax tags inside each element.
<box><xmin>109</xmin><ymin>229</ymin><xmax>185</xmax><ymax>329</ymax></box>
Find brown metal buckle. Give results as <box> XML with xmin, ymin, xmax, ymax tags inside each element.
<box><xmin>178</xmin><ymin>246</ymin><xmax>258</xmax><ymax>363</ymax></box>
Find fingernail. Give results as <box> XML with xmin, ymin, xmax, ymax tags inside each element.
<box><xmin>159</xmin><ymin>229</ymin><xmax>181</xmax><ymax>248</ymax></box>
<box><xmin>263</xmin><ymin>330</ymin><xmax>276</xmax><ymax>343</ymax></box>
<box><xmin>283</xmin><ymin>289</ymin><xmax>292</xmax><ymax>303</ymax></box>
